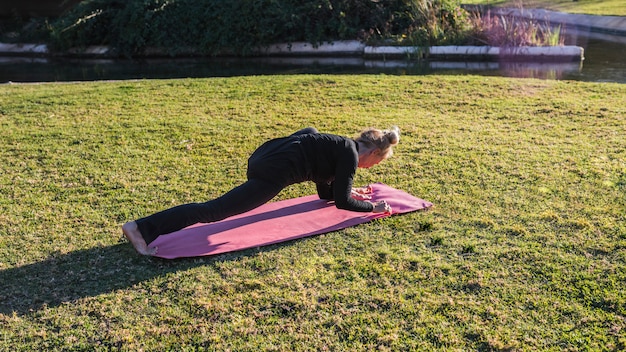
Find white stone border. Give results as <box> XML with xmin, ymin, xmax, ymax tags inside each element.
<box><xmin>365</xmin><ymin>45</ymin><xmax>584</xmax><ymax>61</ymax></box>
<box><xmin>260</xmin><ymin>41</ymin><xmax>584</xmax><ymax>61</ymax></box>
<box><xmin>0</xmin><ymin>40</ymin><xmax>584</xmax><ymax>61</ymax></box>
<box><xmin>0</xmin><ymin>43</ymin><xmax>48</xmax><ymax>54</ymax></box>
<box><xmin>261</xmin><ymin>41</ymin><xmax>366</xmax><ymax>56</ymax></box>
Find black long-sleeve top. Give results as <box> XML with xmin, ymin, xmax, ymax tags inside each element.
<box><xmin>247</xmin><ymin>132</ymin><xmax>374</xmax><ymax>212</ymax></box>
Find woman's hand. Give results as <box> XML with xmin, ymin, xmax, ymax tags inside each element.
<box><xmin>372</xmin><ymin>200</ymin><xmax>392</xmax><ymax>214</ymax></box>
<box><xmin>351</xmin><ymin>185</ymin><xmax>373</xmax><ymax>200</ymax></box>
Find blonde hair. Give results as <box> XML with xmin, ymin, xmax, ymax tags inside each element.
<box><xmin>355</xmin><ymin>126</ymin><xmax>400</xmax><ymax>158</ymax></box>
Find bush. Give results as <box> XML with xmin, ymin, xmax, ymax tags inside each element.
<box><xmin>392</xmin><ymin>0</ymin><xmax>473</xmax><ymax>46</ymax></box>
<box><xmin>6</xmin><ymin>0</ymin><xmax>563</xmax><ymax>56</ymax></box>
<box><xmin>49</xmin><ymin>0</ymin><xmax>470</xmax><ymax>56</ymax></box>
<box><xmin>0</xmin><ymin>16</ymin><xmax>51</xmax><ymax>43</ymax></box>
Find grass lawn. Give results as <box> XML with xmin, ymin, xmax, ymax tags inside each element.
<box><xmin>463</xmin><ymin>0</ymin><xmax>626</xmax><ymax>16</ymax></box>
<box><xmin>0</xmin><ymin>75</ymin><xmax>625</xmax><ymax>350</ymax></box>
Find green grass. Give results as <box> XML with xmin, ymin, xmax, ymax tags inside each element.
<box><xmin>0</xmin><ymin>75</ymin><xmax>625</xmax><ymax>350</ymax></box>
<box><xmin>463</xmin><ymin>0</ymin><xmax>626</xmax><ymax>16</ymax></box>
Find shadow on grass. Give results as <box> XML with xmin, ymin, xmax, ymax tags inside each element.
<box><xmin>1</xmin><ymin>211</ymin><xmax>430</xmax><ymax>316</ymax></box>
<box><xmin>0</xmin><ymin>242</ymin><xmax>256</xmax><ymax>316</ymax></box>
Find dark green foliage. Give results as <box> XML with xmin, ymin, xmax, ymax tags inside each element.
<box><xmin>0</xmin><ymin>15</ymin><xmax>50</xmax><ymax>43</ymax></box>
<box><xmin>48</xmin><ymin>0</ymin><xmax>470</xmax><ymax>57</ymax></box>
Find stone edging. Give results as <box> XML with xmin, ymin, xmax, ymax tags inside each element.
<box><xmin>257</xmin><ymin>41</ymin><xmax>584</xmax><ymax>62</ymax></box>
<box><xmin>365</xmin><ymin>45</ymin><xmax>583</xmax><ymax>61</ymax></box>
<box><xmin>0</xmin><ymin>43</ymin><xmax>48</xmax><ymax>55</ymax></box>
<box><xmin>0</xmin><ymin>40</ymin><xmax>584</xmax><ymax>62</ymax></box>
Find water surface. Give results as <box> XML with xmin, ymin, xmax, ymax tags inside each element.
<box><xmin>0</xmin><ymin>30</ymin><xmax>624</xmax><ymax>83</ymax></box>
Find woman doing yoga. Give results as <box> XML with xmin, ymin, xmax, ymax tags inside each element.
<box><xmin>123</xmin><ymin>126</ymin><xmax>400</xmax><ymax>255</ymax></box>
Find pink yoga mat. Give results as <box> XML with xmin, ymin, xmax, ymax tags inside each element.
<box><xmin>151</xmin><ymin>183</ymin><xmax>432</xmax><ymax>259</ymax></box>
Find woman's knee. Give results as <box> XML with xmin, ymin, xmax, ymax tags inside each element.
<box><xmin>200</xmin><ymin>179</ymin><xmax>282</xmax><ymax>222</ymax></box>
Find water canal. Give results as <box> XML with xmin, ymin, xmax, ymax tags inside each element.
<box><xmin>0</xmin><ymin>30</ymin><xmax>624</xmax><ymax>84</ymax></box>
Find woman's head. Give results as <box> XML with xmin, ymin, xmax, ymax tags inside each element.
<box><xmin>355</xmin><ymin>126</ymin><xmax>400</xmax><ymax>168</ymax></box>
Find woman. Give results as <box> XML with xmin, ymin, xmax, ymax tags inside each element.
<box><xmin>123</xmin><ymin>126</ymin><xmax>400</xmax><ymax>255</ymax></box>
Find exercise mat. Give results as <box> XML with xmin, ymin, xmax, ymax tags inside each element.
<box><xmin>151</xmin><ymin>183</ymin><xmax>432</xmax><ymax>259</ymax></box>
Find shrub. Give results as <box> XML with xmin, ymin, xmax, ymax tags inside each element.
<box><xmin>399</xmin><ymin>0</ymin><xmax>473</xmax><ymax>46</ymax></box>
<box><xmin>49</xmin><ymin>0</ymin><xmax>470</xmax><ymax>56</ymax></box>
<box><xmin>0</xmin><ymin>16</ymin><xmax>51</xmax><ymax>43</ymax></box>
<box><xmin>45</xmin><ymin>0</ymin><xmax>560</xmax><ymax>56</ymax></box>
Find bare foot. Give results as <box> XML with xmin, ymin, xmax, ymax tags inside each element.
<box><xmin>122</xmin><ymin>221</ymin><xmax>158</xmax><ymax>256</ymax></box>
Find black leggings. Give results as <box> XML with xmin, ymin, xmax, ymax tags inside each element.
<box><xmin>136</xmin><ymin>178</ymin><xmax>284</xmax><ymax>244</ymax></box>
<box><xmin>136</xmin><ymin>127</ymin><xmax>318</xmax><ymax>245</ymax></box>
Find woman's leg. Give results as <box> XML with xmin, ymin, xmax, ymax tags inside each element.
<box><xmin>132</xmin><ymin>178</ymin><xmax>284</xmax><ymax>246</ymax></box>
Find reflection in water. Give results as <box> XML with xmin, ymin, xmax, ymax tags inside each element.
<box><xmin>561</xmin><ymin>29</ymin><xmax>626</xmax><ymax>83</ymax></box>
<box><xmin>494</xmin><ymin>62</ymin><xmax>583</xmax><ymax>80</ymax></box>
<box><xmin>0</xmin><ymin>32</ymin><xmax>623</xmax><ymax>83</ymax></box>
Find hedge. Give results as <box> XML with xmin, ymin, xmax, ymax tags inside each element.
<box><xmin>49</xmin><ymin>0</ymin><xmax>470</xmax><ymax>56</ymax></box>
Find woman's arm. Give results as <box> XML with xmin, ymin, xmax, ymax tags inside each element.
<box><xmin>318</xmin><ymin>183</ymin><xmax>374</xmax><ymax>201</ymax></box>
<box><xmin>332</xmin><ymin>144</ymin><xmax>374</xmax><ymax>212</ymax></box>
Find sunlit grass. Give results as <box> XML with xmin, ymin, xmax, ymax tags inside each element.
<box><xmin>463</xmin><ymin>0</ymin><xmax>626</xmax><ymax>16</ymax></box>
<box><xmin>0</xmin><ymin>75</ymin><xmax>625</xmax><ymax>350</ymax></box>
